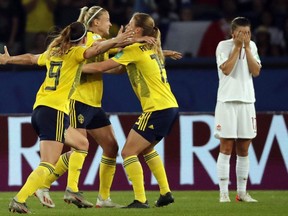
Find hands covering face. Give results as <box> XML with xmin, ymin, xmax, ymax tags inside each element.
<box><xmin>233</xmin><ymin>30</ymin><xmax>251</xmax><ymax>48</ymax></box>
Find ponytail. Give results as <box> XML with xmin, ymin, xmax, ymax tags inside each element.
<box><xmin>153</xmin><ymin>27</ymin><xmax>164</xmax><ymax>64</ymax></box>
<box><xmin>46</xmin><ymin>22</ymin><xmax>86</xmax><ymax>58</ymax></box>
<box><xmin>77</xmin><ymin>6</ymin><xmax>89</xmax><ymax>23</ymax></box>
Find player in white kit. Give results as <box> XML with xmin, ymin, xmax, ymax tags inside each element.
<box><xmin>214</xmin><ymin>17</ymin><xmax>261</xmax><ymax>203</ymax></box>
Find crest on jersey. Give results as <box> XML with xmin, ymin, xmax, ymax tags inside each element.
<box><xmin>78</xmin><ymin>114</ymin><xmax>85</xmax><ymax>124</ymax></box>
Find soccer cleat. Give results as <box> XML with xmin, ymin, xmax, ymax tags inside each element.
<box><xmin>123</xmin><ymin>200</ymin><xmax>149</xmax><ymax>208</ymax></box>
<box><xmin>34</xmin><ymin>188</ymin><xmax>55</xmax><ymax>208</ymax></box>
<box><xmin>155</xmin><ymin>192</ymin><xmax>174</xmax><ymax>207</ymax></box>
<box><xmin>236</xmin><ymin>193</ymin><xmax>258</xmax><ymax>202</ymax></box>
<box><xmin>95</xmin><ymin>195</ymin><xmax>123</xmax><ymax>208</ymax></box>
<box><xmin>219</xmin><ymin>192</ymin><xmax>231</xmax><ymax>203</ymax></box>
<box><xmin>64</xmin><ymin>189</ymin><xmax>94</xmax><ymax>208</ymax></box>
<box><xmin>8</xmin><ymin>199</ymin><xmax>30</xmax><ymax>214</ymax></box>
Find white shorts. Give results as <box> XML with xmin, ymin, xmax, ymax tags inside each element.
<box><xmin>214</xmin><ymin>101</ymin><xmax>257</xmax><ymax>139</ymax></box>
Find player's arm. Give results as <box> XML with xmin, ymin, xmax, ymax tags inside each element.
<box><xmin>106</xmin><ymin>65</ymin><xmax>126</xmax><ymax>74</ymax></box>
<box><xmin>84</xmin><ymin>26</ymin><xmax>134</xmax><ymax>58</ymax></box>
<box><xmin>220</xmin><ymin>32</ymin><xmax>243</xmax><ymax>75</ymax></box>
<box><xmin>82</xmin><ymin>58</ymin><xmax>121</xmax><ymax>74</ymax></box>
<box><xmin>243</xmin><ymin>32</ymin><xmax>261</xmax><ymax>77</ymax></box>
<box><xmin>219</xmin><ymin>46</ymin><xmax>240</xmax><ymax>76</ymax></box>
<box><xmin>84</xmin><ymin>38</ymin><xmax>124</xmax><ymax>59</ymax></box>
<box><xmin>0</xmin><ymin>46</ymin><xmax>39</xmax><ymax>65</ymax></box>
<box><xmin>163</xmin><ymin>50</ymin><xmax>183</xmax><ymax>60</ymax></box>
<box><xmin>104</xmin><ymin>33</ymin><xmax>156</xmax><ymax>55</ymax></box>
<box><xmin>244</xmin><ymin>46</ymin><xmax>261</xmax><ymax>77</ymax></box>
<box><xmin>113</xmin><ymin>25</ymin><xmax>156</xmax><ymax>47</ymax></box>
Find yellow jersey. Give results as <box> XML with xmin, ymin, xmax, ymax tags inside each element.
<box><xmin>112</xmin><ymin>43</ymin><xmax>178</xmax><ymax>112</ymax></box>
<box><xmin>71</xmin><ymin>31</ymin><xmax>109</xmax><ymax>107</ymax></box>
<box><xmin>33</xmin><ymin>46</ymin><xmax>86</xmax><ymax>114</ymax></box>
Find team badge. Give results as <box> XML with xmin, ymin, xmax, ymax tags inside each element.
<box><xmin>78</xmin><ymin>114</ymin><xmax>85</xmax><ymax>124</ymax></box>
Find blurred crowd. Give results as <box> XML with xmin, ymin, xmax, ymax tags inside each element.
<box><xmin>0</xmin><ymin>0</ymin><xmax>287</xmax><ymax>57</ymax></box>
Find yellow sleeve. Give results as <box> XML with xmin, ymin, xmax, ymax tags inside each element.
<box><xmin>112</xmin><ymin>44</ymin><xmax>140</xmax><ymax>66</ymax></box>
<box><xmin>108</xmin><ymin>48</ymin><xmax>119</xmax><ymax>55</ymax></box>
<box><xmin>86</xmin><ymin>32</ymin><xmax>102</xmax><ymax>47</ymax></box>
<box><xmin>37</xmin><ymin>51</ymin><xmax>48</xmax><ymax>66</ymax></box>
<box><xmin>70</xmin><ymin>46</ymin><xmax>87</xmax><ymax>63</ymax></box>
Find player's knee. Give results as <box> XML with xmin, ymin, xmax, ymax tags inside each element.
<box><xmin>121</xmin><ymin>148</ymin><xmax>131</xmax><ymax>159</ymax></box>
<box><xmin>102</xmin><ymin>141</ymin><xmax>119</xmax><ymax>157</ymax></box>
<box><xmin>78</xmin><ymin>137</ymin><xmax>89</xmax><ymax>151</ymax></box>
<box><xmin>220</xmin><ymin>148</ymin><xmax>232</xmax><ymax>155</ymax></box>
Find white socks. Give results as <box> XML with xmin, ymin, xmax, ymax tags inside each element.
<box><xmin>217</xmin><ymin>153</ymin><xmax>250</xmax><ymax>195</ymax></box>
<box><xmin>217</xmin><ymin>153</ymin><xmax>231</xmax><ymax>193</ymax></box>
<box><xmin>236</xmin><ymin>155</ymin><xmax>249</xmax><ymax>194</ymax></box>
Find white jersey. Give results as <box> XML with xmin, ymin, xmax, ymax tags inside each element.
<box><xmin>216</xmin><ymin>39</ymin><xmax>261</xmax><ymax>103</ymax></box>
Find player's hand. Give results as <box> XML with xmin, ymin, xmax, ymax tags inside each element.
<box><xmin>118</xmin><ymin>25</ymin><xmax>125</xmax><ymax>34</ymax></box>
<box><xmin>115</xmin><ymin>25</ymin><xmax>134</xmax><ymax>44</ymax></box>
<box><xmin>243</xmin><ymin>31</ymin><xmax>251</xmax><ymax>49</ymax></box>
<box><xmin>233</xmin><ymin>31</ymin><xmax>244</xmax><ymax>48</ymax></box>
<box><xmin>163</xmin><ymin>50</ymin><xmax>183</xmax><ymax>60</ymax></box>
<box><xmin>135</xmin><ymin>36</ymin><xmax>156</xmax><ymax>45</ymax></box>
<box><xmin>0</xmin><ymin>45</ymin><xmax>10</xmax><ymax>65</ymax></box>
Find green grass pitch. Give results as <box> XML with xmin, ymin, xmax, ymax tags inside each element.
<box><xmin>1</xmin><ymin>190</ymin><xmax>287</xmax><ymax>216</ymax></box>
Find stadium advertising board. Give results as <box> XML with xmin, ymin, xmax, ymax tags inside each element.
<box><xmin>0</xmin><ymin>113</ymin><xmax>287</xmax><ymax>191</ymax></box>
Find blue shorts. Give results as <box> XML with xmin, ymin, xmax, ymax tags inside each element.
<box><xmin>69</xmin><ymin>100</ymin><xmax>111</xmax><ymax>129</ymax></box>
<box><xmin>31</xmin><ymin>106</ymin><xmax>69</xmax><ymax>142</ymax></box>
<box><xmin>133</xmin><ymin>108</ymin><xmax>179</xmax><ymax>143</ymax></box>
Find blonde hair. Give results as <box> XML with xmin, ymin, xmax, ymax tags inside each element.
<box><xmin>77</xmin><ymin>6</ymin><xmax>107</xmax><ymax>27</ymax></box>
<box><xmin>132</xmin><ymin>12</ymin><xmax>164</xmax><ymax>63</ymax></box>
<box><xmin>46</xmin><ymin>22</ymin><xmax>86</xmax><ymax>58</ymax></box>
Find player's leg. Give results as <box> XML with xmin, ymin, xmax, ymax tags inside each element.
<box><xmin>14</xmin><ymin>140</ymin><xmax>61</xmax><ymax>206</ymax></box>
<box><xmin>10</xmin><ymin>107</ymin><xmax>65</xmax><ymax>212</ymax></box>
<box><xmin>235</xmin><ymin>103</ymin><xmax>257</xmax><ymax>202</ymax></box>
<box><xmin>62</xmin><ymin>127</ymin><xmax>93</xmax><ymax>208</ymax></box>
<box><xmin>142</xmin><ymin>108</ymin><xmax>178</xmax><ymax>207</ymax></box>
<box><xmin>35</xmin><ymin>149</ymin><xmax>72</xmax><ymax>208</ymax></box>
<box><xmin>217</xmin><ymin>139</ymin><xmax>234</xmax><ymax>202</ymax></box>
<box><xmin>40</xmin><ymin>127</ymin><xmax>88</xmax><ymax>194</ymax></box>
<box><xmin>122</xmin><ymin>129</ymin><xmax>151</xmax><ymax>208</ymax></box>
<box><xmin>235</xmin><ymin>139</ymin><xmax>258</xmax><ymax>202</ymax></box>
<box><xmin>143</xmin><ymin>146</ymin><xmax>174</xmax><ymax>207</ymax></box>
<box><xmin>50</xmin><ymin>119</ymin><xmax>88</xmax><ymax>187</ymax></box>
<box><xmin>84</xmin><ymin>107</ymin><xmax>122</xmax><ymax>207</ymax></box>
<box><xmin>214</xmin><ymin>102</ymin><xmax>237</xmax><ymax>202</ymax></box>
<box><xmin>143</xmin><ymin>147</ymin><xmax>170</xmax><ymax>195</ymax></box>
<box><xmin>37</xmin><ymin>127</ymin><xmax>93</xmax><ymax>208</ymax></box>
<box><xmin>88</xmin><ymin>124</ymin><xmax>122</xmax><ymax>208</ymax></box>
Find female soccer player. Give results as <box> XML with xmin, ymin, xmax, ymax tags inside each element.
<box><xmin>82</xmin><ymin>12</ymin><xmax>179</xmax><ymax>208</ymax></box>
<box><xmin>0</xmin><ymin>21</ymin><xmax>132</xmax><ymax>213</ymax></box>
<box><xmin>214</xmin><ymin>17</ymin><xmax>261</xmax><ymax>203</ymax></box>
